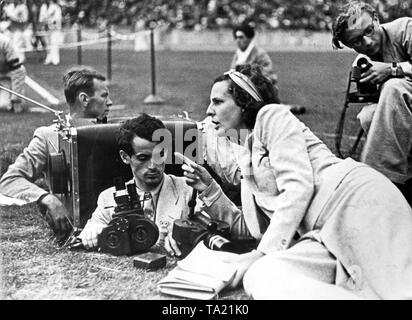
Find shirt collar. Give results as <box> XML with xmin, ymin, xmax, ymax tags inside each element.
<box><xmin>134</xmin><ymin>174</ymin><xmax>165</xmax><ymax>202</ymax></box>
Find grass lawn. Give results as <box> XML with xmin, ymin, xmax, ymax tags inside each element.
<box><xmin>1</xmin><ymin>47</ymin><xmax>361</xmax><ymax>300</ymax></box>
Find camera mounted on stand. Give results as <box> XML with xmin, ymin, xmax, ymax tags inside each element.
<box><xmin>97</xmin><ymin>177</ymin><xmax>159</xmax><ymax>256</ymax></box>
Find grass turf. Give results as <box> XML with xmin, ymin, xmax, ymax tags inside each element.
<box><xmin>1</xmin><ymin>48</ymin><xmax>361</xmax><ymax>300</ymax></box>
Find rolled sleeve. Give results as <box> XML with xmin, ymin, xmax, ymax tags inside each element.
<box><xmin>198</xmin><ymin>180</ymin><xmax>222</xmax><ymax>207</ymax></box>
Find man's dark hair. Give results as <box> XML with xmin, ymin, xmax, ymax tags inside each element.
<box><xmin>63</xmin><ymin>66</ymin><xmax>106</xmax><ymax>106</ymax></box>
<box><xmin>117</xmin><ymin>113</ymin><xmax>167</xmax><ymax>156</ymax></box>
<box><xmin>332</xmin><ymin>1</ymin><xmax>376</xmax><ymax>49</ymax></box>
<box><xmin>233</xmin><ymin>23</ymin><xmax>255</xmax><ymax>39</ymax></box>
<box><xmin>214</xmin><ymin>64</ymin><xmax>279</xmax><ymax>129</ymax></box>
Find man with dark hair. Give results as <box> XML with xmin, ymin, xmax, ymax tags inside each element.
<box><xmin>332</xmin><ymin>1</ymin><xmax>412</xmax><ymax>203</ymax></box>
<box><xmin>0</xmin><ymin>66</ymin><xmax>112</xmax><ymax>239</ymax></box>
<box><xmin>79</xmin><ymin>114</ymin><xmax>194</xmax><ymax>256</ymax></box>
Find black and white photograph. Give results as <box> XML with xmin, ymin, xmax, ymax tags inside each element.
<box><xmin>0</xmin><ymin>0</ymin><xmax>411</xmax><ymax>305</ymax></box>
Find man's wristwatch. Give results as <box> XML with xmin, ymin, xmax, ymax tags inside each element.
<box><xmin>391</xmin><ymin>62</ymin><xmax>399</xmax><ymax>77</ymax></box>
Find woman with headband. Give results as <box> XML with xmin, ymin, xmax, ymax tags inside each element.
<box><xmin>181</xmin><ymin>64</ymin><xmax>412</xmax><ymax>299</ymax></box>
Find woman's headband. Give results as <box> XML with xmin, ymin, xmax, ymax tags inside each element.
<box><xmin>224</xmin><ymin>70</ymin><xmax>263</xmax><ymax>102</ymax></box>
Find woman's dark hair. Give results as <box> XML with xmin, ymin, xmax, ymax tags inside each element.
<box><xmin>213</xmin><ymin>64</ymin><xmax>279</xmax><ymax>129</ymax></box>
<box><xmin>117</xmin><ymin>113</ymin><xmax>166</xmax><ymax>156</ymax></box>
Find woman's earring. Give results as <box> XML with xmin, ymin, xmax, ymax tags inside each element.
<box><xmin>241</xmin><ymin>108</ymin><xmax>245</xmax><ymax>113</ymax></box>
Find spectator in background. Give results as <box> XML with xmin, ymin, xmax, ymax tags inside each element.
<box><xmin>0</xmin><ymin>31</ymin><xmax>26</xmax><ymax>112</ymax></box>
<box><xmin>30</xmin><ymin>0</ymin><xmax>48</xmax><ymax>51</ymax></box>
<box><xmin>39</xmin><ymin>0</ymin><xmax>62</xmax><ymax>65</ymax></box>
<box><xmin>0</xmin><ymin>67</ymin><xmax>113</xmax><ymax>241</ymax></box>
<box><xmin>4</xmin><ymin>0</ymin><xmax>32</xmax><ymax>63</ymax></box>
<box><xmin>230</xmin><ymin>23</ymin><xmax>305</xmax><ymax>114</ymax></box>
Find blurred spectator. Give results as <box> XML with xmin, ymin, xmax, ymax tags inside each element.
<box><xmin>39</xmin><ymin>0</ymin><xmax>62</xmax><ymax>65</ymax></box>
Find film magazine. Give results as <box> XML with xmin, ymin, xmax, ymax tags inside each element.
<box><xmin>157</xmin><ymin>241</ymin><xmax>239</xmax><ymax>300</ymax></box>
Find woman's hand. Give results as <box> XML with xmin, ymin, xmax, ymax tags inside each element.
<box><xmin>220</xmin><ymin>249</ymin><xmax>265</xmax><ymax>288</ymax></box>
<box><xmin>181</xmin><ymin>162</ymin><xmax>214</xmax><ymax>193</ymax></box>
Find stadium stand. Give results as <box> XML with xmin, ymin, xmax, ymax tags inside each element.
<box><xmin>53</xmin><ymin>0</ymin><xmax>411</xmax><ymax>32</ymax></box>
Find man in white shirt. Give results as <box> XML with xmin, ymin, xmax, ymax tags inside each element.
<box><xmin>79</xmin><ymin>114</ymin><xmax>195</xmax><ymax>256</ymax></box>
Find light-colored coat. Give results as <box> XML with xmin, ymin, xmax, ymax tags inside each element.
<box><xmin>0</xmin><ymin>125</ymin><xmax>58</xmax><ymax>203</ymax></box>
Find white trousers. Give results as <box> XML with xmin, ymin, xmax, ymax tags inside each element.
<box><xmin>358</xmin><ymin>78</ymin><xmax>412</xmax><ymax>184</ymax></box>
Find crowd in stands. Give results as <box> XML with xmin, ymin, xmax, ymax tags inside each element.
<box><xmin>55</xmin><ymin>0</ymin><xmax>411</xmax><ymax>32</ymax></box>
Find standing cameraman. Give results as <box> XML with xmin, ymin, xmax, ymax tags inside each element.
<box><xmin>332</xmin><ymin>1</ymin><xmax>412</xmax><ymax>204</ymax></box>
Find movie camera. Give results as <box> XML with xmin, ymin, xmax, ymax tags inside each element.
<box><xmin>96</xmin><ymin>177</ymin><xmax>159</xmax><ymax>256</ymax></box>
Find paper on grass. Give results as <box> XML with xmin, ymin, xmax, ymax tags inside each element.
<box><xmin>157</xmin><ymin>242</ymin><xmax>239</xmax><ymax>300</ymax></box>
<box><xmin>177</xmin><ymin>241</ymin><xmax>238</xmax><ymax>282</ymax></box>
